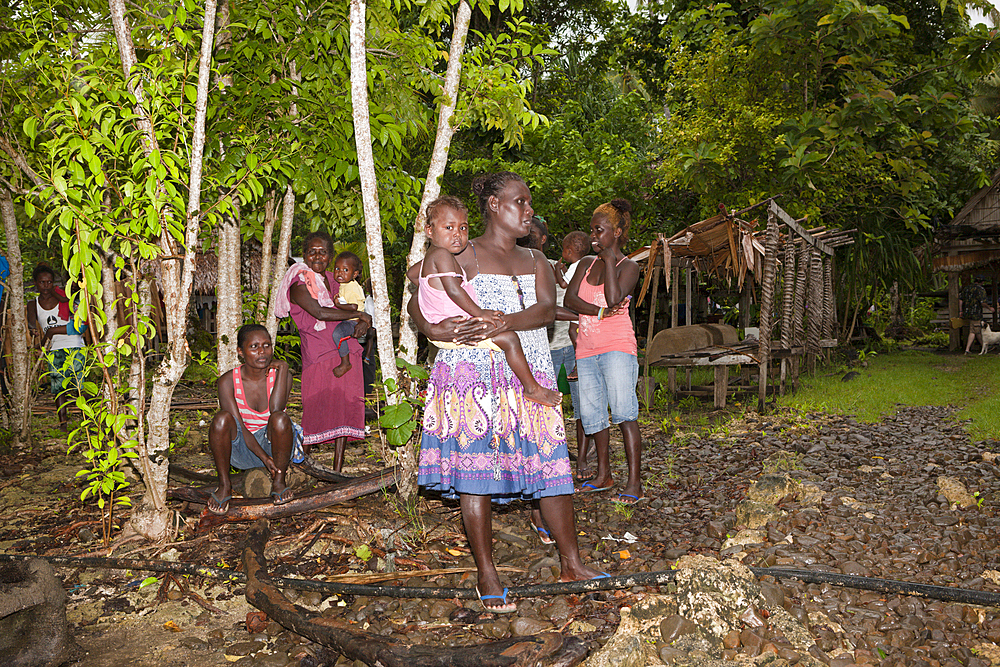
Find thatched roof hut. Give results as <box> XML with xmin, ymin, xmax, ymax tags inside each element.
<box><xmin>148</xmin><ymin>241</ymin><xmax>265</xmax><ymax>296</ymax></box>
<box><xmin>932</xmin><ymin>168</ymin><xmax>1000</xmax><ymax>273</ymax></box>
<box><xmin>930</xmin><ymin>168</ymin><xmax>1000</xmax><ymax>348</ymax></box>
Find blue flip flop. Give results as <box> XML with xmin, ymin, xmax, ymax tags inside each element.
<box><xmin>613</xmin><ymin>493</ymin><xmax>646</xmax><ymax>505</ymax></box>
<box><xmin>531</xmin><ymin>521</ymin><xmax>555</xmax><ymax>545</ymax></box>
<box><xmin>577</xmin><ymin>481</ymin><xmax>613</xmax><ymax>493</ymax></box>
<box><xmin>270</xmin><ymin>487</ymin><xmax>294</xmax><ymax>506</ymax></box>
<box><xmin>476</xmin><ymin>587</ymin><xmax>517</xmax><ymax>614</ymax></box>
<box><xmin>592</xmin><ymin>571</ymin><xmax>612</xmax><ymax>579</ymax></box>
<box><xmin>208</xmin><ymin>492</ymin><xmax>231</xmax><ymax>515</ymax></box>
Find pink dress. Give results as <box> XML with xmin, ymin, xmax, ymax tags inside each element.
<box><xmin>288</xmin><ymin>272</ymin><xmax>364</xmax><ymax>445</ymax></box>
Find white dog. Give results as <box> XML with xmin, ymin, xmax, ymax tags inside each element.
<box><xmin>981</xmin><ymin>322</ymin><xmax>1000</xmax><ymax>354</ymax></box>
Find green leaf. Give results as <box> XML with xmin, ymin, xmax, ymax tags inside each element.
<box><xmin>379</xmin><ymin>402</ymin><xmax>413</xmax><ymax>429</ymax></box>
<box><xmin>23</xmin><ymin>116</ymin><xmax>38</xmax><ymax>141</ymax></box>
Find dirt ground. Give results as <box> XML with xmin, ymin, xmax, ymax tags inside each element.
<box><xmin>3</xmin><ymin>378</ymin><xmax>1000</xmax><ymax>667</ymax></box>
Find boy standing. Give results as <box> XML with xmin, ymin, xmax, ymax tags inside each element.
<box><xmin>27</xmin><ymin>264</ymin><xmax>87</xmax><ymax>430</ymax></box>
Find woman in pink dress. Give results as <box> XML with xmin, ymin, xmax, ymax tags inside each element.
<box><xmin>280</xmin><ymin>231</ymin><xmax>371</xmax><ymax>472</ymax></box>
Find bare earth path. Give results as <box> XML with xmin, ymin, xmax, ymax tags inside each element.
<box><xmin>1</xmin><ymin>398</ymin><xmax>999</xmax><ymax>666</ymax></box>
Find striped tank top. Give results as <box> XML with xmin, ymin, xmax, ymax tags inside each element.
<box><xmin>233</xmin><ymin>365</ymin><xmax>276</xmax><ymax>431</ymax></box>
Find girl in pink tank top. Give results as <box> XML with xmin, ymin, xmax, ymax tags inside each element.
<box><xmin>564</xmin><ymin>198</ymin><xmax>644</xmax><ymax>504</ymax></box>
<box><xmin>412</xmin><ymin>196</ymin><xmax>562</xmax><ymax>407</ymax></box>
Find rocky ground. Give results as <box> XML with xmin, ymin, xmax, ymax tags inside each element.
<box><xmin>1</xmin><ymin>389</ymin><xmax>1000</xmax><ymax>667</ymax></box>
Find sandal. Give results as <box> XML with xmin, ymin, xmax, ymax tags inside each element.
<box><xmin>577</xmin><ymin>481</ymin><xmax>613</xmax><ymax>493</ymax></box>
<box><xmin>530</xmin><ymin>521</ymin><xmax>556</xmax><ymax>545</ymax></box>
<box><xmin>207</xmin><ymin>491</ymin><xmax>231</xmax><ymax>515</ymax></box>
<box><xmin>476</xmin><ymin>587</ymin><xmax>517</xmax><ymax>614</ymax></box>
<box><xmin>270</xmin><ymin>487</ymin><xmax>294</xmax><ymax>506</ymax></box>
<box><xmin>613</xmin><ymin>493</ymin><xmax>646</xmax><ymax>505</ymax></box>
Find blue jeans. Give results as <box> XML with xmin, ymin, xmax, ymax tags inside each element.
<box><xmin>230</xmin><ymin>422</ymin><xmax>305</xmax><ymax>470</ymax></box>
<box><xmin>576</xmin><ymin>350</ymin><xmax>639</xmax><ymax>435</ymax></box>
<box><xmin>549</xmin><ymin>345</ymin><xmax>581</xmax><ymax>417</ymax></box>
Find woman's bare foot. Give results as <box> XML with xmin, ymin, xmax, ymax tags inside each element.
<box><xmin>522</xmin><ymin>382</ymin><xmax>562</xmax><ymax>407</ymax></box>
<box><xmin>333</xmin><ymin>356</ymin><xmax>352</xmax><ymax>378</ymax></box>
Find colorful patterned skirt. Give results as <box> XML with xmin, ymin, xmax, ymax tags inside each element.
<box><xmin>417</xmin><ymin>273</ymin><xmax>573</xmax><ymax>501</ymax></box>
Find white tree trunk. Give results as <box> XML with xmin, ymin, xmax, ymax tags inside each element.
<box><xmin>265</xmin><ymin>183</ymin><xmax>296</xmax><ymax>342</ymax></box>
<box><xmin>397</xmin><ymin>0</ymin><xmax>472</xmax><ymax>364</ymax></box>
<box><xmin>0</xmin><ymin>186</ymin><xmax>32</xmax><ymax>448</ymax></box>
<box><xmin>109</xmin><ymin>0</ymin><xmax>218</xmax><ymax>541</ymax></box>
<box><xmin>256</xmin><ymin>191</ymin><xmax>278</xmax><ymax>322</ymax></box>
<box><xmin>216</xmin><ymin>208</ymin><xmax>241</xmax><ymax>373</ymax></box>
<box><xmin>214</xmin><ymin>0</ymin><xmax>240</xmax><ymax>372</ymax></box>
<box><xmin>265</xmin><ymin>59</ymin><xmax>300</xmax><ymax>342</ymax></box>
<box><xmin>349</xmin><ymin>0</ymin><xmax>415</xmax><ymax>499</ymax></box>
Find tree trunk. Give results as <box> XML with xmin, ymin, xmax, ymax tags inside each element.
<box><xmin>0</xmin><ymin>186</ymin><xmax>32</xmax><ymax>448</ymax></box>
<box><xmin>255</xmin><ymin>191</ymin><xmax>279</xmax><ymax>322</ymax></box>
<box><xmin>265</xmin><ymin>183</ymin><xmax>296</xmax><ymax>342</ymax></box>
<box><xmin>109</xmin><ymin>0</ymin><xmax>219</xmax><ymax>541</ymax></box>
<box><xmin>397</xmin><ymin>0</ymin><xmax>472</xmax><ymax>364</ymax></box>
<box><xmin>214</xmin><ymin>0</ymin><xmax>240</xmax><ymax>372</ymax></box>
<box><xmin>217</xmin><ymin>207</ymin><xmax>241</xmax><ymax>372</ymax></box>
<box><xmin>242</xmin><ymin>520</ymin><xmax>569</xmax><ymax>667</ymax></box>
<box><xmin>350</xmin><ymin>0</ymin><xmax>415</xmax><ymax>500</ymax></box>
<box><xmin>265</xmin><ymin>57</ymin><xmax>301</xmax><ymax>342</ymax></box>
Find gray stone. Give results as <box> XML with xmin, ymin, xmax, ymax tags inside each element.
<box><xmin>0</xmin><ymin>559</ymin><xmax>77</xmax><ymax>667</ymax></box>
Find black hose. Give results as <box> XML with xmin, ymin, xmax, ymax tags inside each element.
<box><xmin>3</xmin><ymin>553</ymin><xmax>1000</xmax><ymax>606</ymax></box>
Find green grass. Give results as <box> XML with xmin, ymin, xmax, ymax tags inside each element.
<box><xmin>779</xmin><ymin>350</ymin><xmax>1000</xmax><ymax>442</ymax></box>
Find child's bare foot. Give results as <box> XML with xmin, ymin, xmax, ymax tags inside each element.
<box><xmin>333</xmin><ymin>357</ymin><xmax>352</xmax><ymax>377</ymax></box>
<box><xmin>522</xmin><ymin>383</ymin><xmax>562</xmax><ymax>407</ymax></box>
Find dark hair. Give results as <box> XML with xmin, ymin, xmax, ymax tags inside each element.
<box><xmin>335</xmin><ymin>251</ymin><xmax>363</xmax><ymax>276</ymax></box>
<box><xmin>236</xmin><ymin>323</ymin><xmax>269</xmax><ymax>349</ymax></box>
<box><xmin>302</xmin><ymin>230</ymin><xmax>333</xmax><ymax>256</ymax></box>
<box><xmin>471</xmin><ymin>172</ymin><xmax>525</xmax><ymax>222</ymax></box>
<box><xmin>516</xmin><ymin>215</ymin><xmax>549</xmax><ymax>250</ymax></box>
<box><xmin>32</xmin><ymin>264</ymin><xmax>56</xmax><ymax>282</ymax></box>
<box><xmin>593</xmin><ymin>198</ymin><xmax>633</xmax><ymax>243</ymax></box>
<box><xmin>563</xmin><ymin>230</ymin><xmax>590</xmax><ymax>257</ymax></box>
<box><xmin>426</xmin><ymin>196</ymin><xmax>468</xmax><ymax>226</ymax></box>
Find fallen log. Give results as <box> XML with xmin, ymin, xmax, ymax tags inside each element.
<box><xmin>242</xmin><ymin>520</ymin><xmax>582</xmax><ymax>667</ymax></box>
<box><xmin>293</xmin><ymin>455</ymin><xmax>352</xmax><ymax>483</ymax></box>
<box><xmin>180</xmin><ymin>467</ymin><xmax>400</xmax><ymax>532</ymax></box>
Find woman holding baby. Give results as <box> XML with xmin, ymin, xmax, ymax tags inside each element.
<box><xmin>409</xmin><ymin>172</ymin><xmax>604</xmax><ymax>613</ymax></box>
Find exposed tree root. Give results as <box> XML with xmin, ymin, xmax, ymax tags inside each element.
<box><xmin>242</xmin><ymin>519</ymin><xmax>588</xmax><ymax>667</ymax></box>
<box><xmin>167</xmin><ymin>466</ymin><xmax>400</xmax><ymax>532</ymax></box>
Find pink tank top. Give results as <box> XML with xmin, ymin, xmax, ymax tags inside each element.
<box><xmin>233</xmin><ymin>366</ymin><xmax>276</xmax><ymax>431</ymax></box>
<box><xmin>417</xmin><ymin>266</ymin><xmax>479</xmax><ymax>323</ymax></box>
<box><xmin>576</xmin><ymin>258</ymin><xmax>637</xmax><ymax>359</ymax></box>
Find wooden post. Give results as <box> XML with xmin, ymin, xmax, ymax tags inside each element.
<box><xmin>714</xmin><ymin>365</ymin><xmax>728</xmax><ymax>409</ymax></box>
<box><xmin>669</xmin><ymin>264</ymin><xmax>679</xmax><ymax>395</ymax></box>
<box><xmin>780</xmin><ymin>237</ymin><xmax>795</xmax><ymax>395</ymax></box>
<box><xmin>948</xmin><ymin>272</ymin><xmax>960</xmax><ymax>351</ymax></box>
<box><xmin>643</xmin><ymin>261</ymin><xmax>660</xmax><ymax>412</ymax></box>
<box><xmin>757</xmin><ymin>209</ymin><xmax>779</xmax><ymax>411</ymax></box>
<box><xmin>685</xmin><ymin>267</ymin><xmax>693</xmax><ymax>389</ymax></box>
<box><xmin>990</xmin><ymin>266</ymin><xmax>997</xmax><ymax>331</ymax></box>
